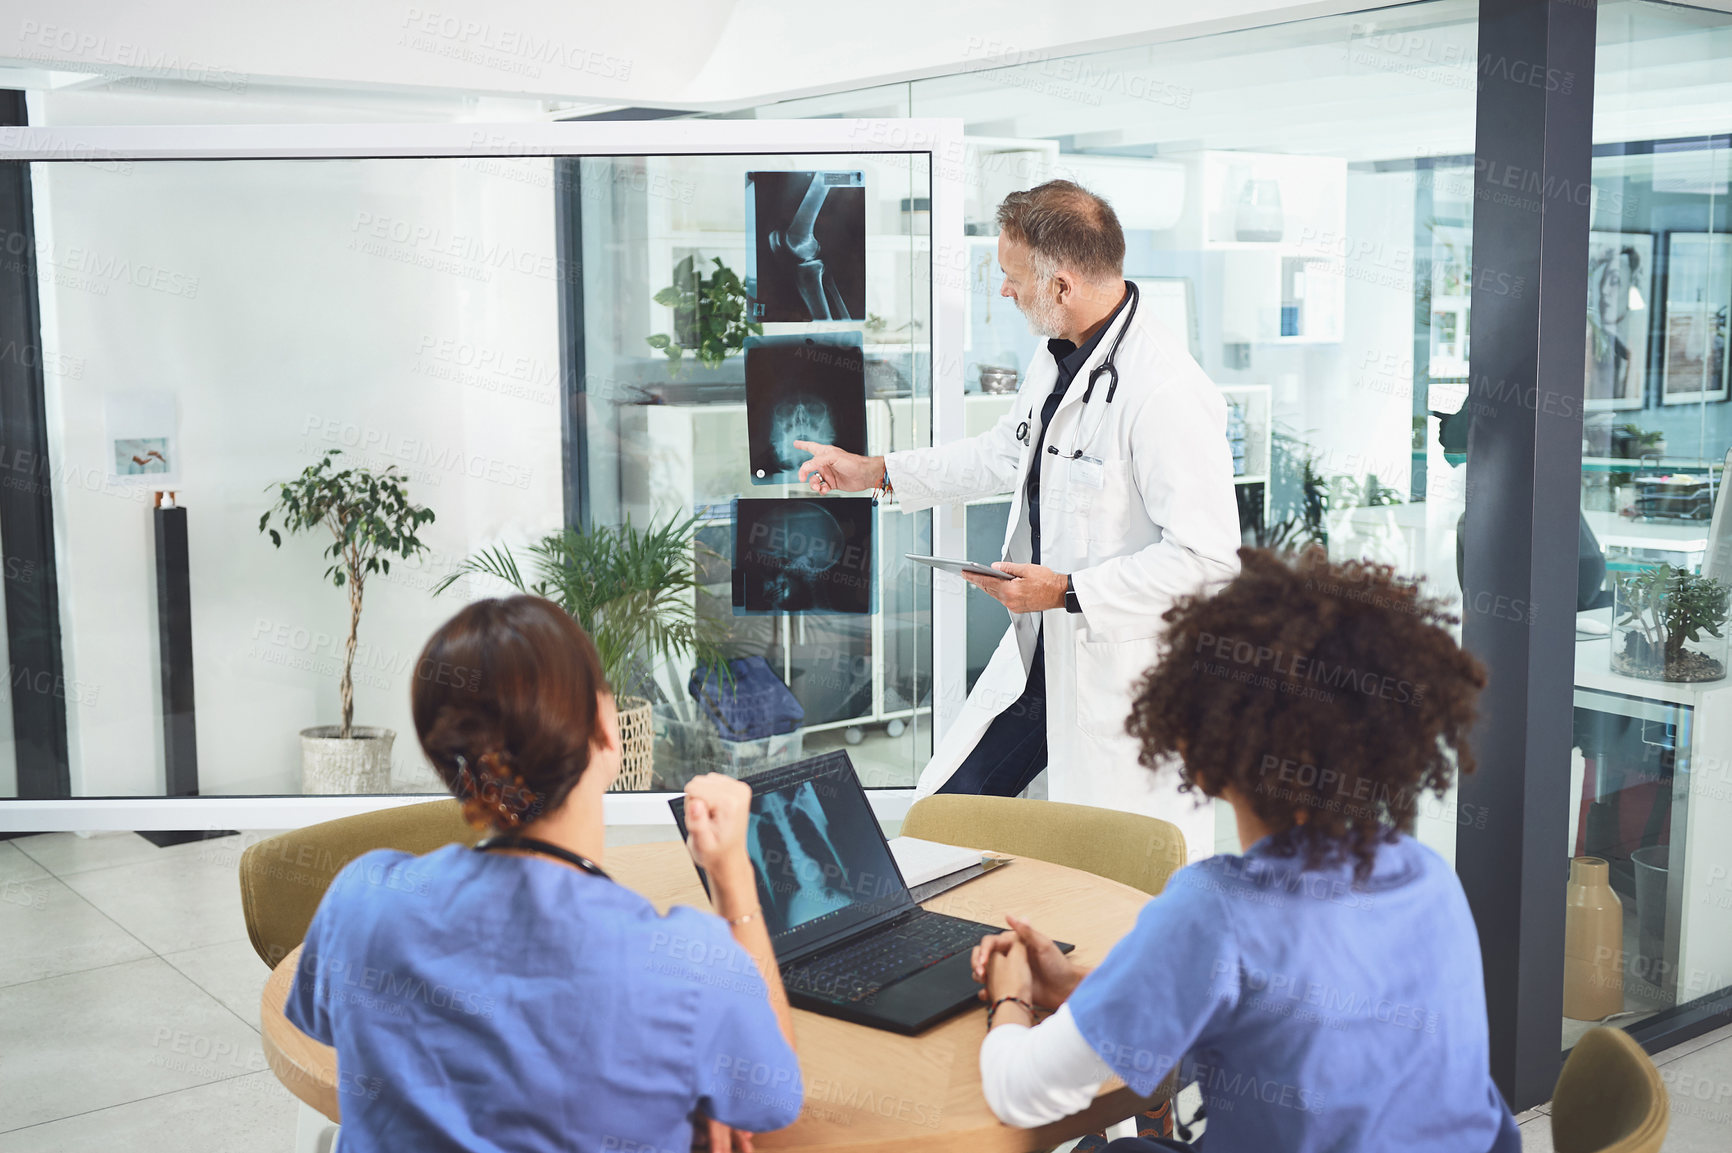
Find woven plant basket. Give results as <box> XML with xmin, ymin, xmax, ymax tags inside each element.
<box><xmin>612</xmin><ymin>695</ymin><xmax>655</xmax><ymax>791</ymax></box>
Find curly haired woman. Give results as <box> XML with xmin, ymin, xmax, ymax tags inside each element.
<box><xmin>971</xmin><ymin>548</ymin><xmax>1518</xmax><ymax>1153</ymax></box>
<box><xmin>285</xmin><ymin>596</ymin><xmax>800</xmax><ymax>1152</ymax></box>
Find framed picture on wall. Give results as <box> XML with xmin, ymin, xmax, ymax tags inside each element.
<box><xmin>1661</xmin><ymin>232</ymin><xmax>1731</xmax><ymax>406</ymax></box>
<box><xmin>1584</xmin><ymin>231</ymin><xmax>1653</xmax><ymax>411</ymax></box>
<box><xmin>104</xmin><ymin>393</ymin><xmax>178</xmax><ymax>484</ymax></box>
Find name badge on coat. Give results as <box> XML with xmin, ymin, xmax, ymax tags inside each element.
<box><xmin>1072</xmin><ymin>455</ymin><xmax>1105</xmax><ymax>489</ymax></box>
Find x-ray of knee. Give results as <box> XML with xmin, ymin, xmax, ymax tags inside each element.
<box><xmin>745</xmin><ymin>170</ymin><xmax>866</xmax><ymax>323</ymax></box>
<box><xmin>733</xmin><ymin>497</ymin><xmax>874</xmax><ymax>615</ymax></box>
<box><xmin>745</xmin><ymin>333</ymin><xmax>866</xmax><ymax>486</ymax></box>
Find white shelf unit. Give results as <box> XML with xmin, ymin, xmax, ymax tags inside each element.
<box><xmin>1167</xmin><ymin>150</ymin><xmax>1349</xmax><ymax>346</ymax></box>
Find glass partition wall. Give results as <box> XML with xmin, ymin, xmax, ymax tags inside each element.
<box><xmin>575</xmin><ymin>152</ymin><xmax>936</xmax><ymax>788</ymax></box>
<box><xmin>1565</xmin><ymin>0</ymin><xmax>1732</xmax><ymax>1050</ymax></box>
<box><xmin>738</xmin><ymin>0</ymin><xmax>1483</xmax><ymax>861</ymax></box>
<box><xmin>1</xmin><ymin>123</ymin><xmax>957</xmax><ymax>812</ymax></box>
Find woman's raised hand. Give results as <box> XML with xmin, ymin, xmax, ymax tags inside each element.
<box><xmin>683</xmin><ymin>773</ymin><xmax>754</xmax><ymax>878</ymax></box>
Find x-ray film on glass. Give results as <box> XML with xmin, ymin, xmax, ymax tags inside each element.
<box><xmin>733</xmin><ymin>497</ymin><xmax>874</xmax><ymax>615</ymax></box>
<box><xmin>745</xmin><ymin>170</ymin><xmax>866</xmax><ymax>323</ymax></box>
<box><xmin>746</xmin><ymin>332</ymin><xmax>866</xmax><ymax>485</ymax></box>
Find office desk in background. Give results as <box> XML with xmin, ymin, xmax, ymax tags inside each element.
<box><xmin>261</xmin><ymin>841</ymin><xmax>1171</xmax><ymax>1151</ymax></box>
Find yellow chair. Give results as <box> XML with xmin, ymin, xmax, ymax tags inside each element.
<box><xmin>1549</xmin><ymin>1026</ymin><xmax>1668</xmax><ymax>1153</ymax></box>
<box><xmin>899</xmin><ymin>794</ymin><xmax>1188</xmax><ymax>896</ymax></box>
<box><xmin>238</xmin><ymin>799</ymin><xmax>482</xmax><ymax>969</ymax></box>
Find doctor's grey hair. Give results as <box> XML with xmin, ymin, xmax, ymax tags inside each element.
<box><xmin>996</xmin><ymin>179</ymin><xmax>1125</xmax><ymax>284</ymax></box>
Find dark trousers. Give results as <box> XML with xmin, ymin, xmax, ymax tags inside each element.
<box><xmin>939</xmin><ymin>634</ymin><xmax>1049</xmax><ymax>797</ymax></box>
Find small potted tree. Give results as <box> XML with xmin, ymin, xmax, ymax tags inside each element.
<box><xmin>434</xmin><ymin>517</ymin><xmax>730</xmax><ymax>789</ymax></box>
<box><xmin>1611</xmin><ymin>563</ymin><xmax>1730</xmax><ymax>683</ymax></box>
<box><xmin>260</xmin><ymin>449</ymin><xmax>436</xmax><ymax>792</ymax></box>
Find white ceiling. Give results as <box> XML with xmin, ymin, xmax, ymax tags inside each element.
<box><xmin>0</xmin><ymin>0</ymin><xmax>1479</xmax><ymax>113</ymax></box>
<box><xmin>0</xmin><ymin>0</ymin><xmax>1728</xmax><ymax>155</ymax></box>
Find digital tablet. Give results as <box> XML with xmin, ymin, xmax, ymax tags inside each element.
<box><xmin>904</xmin><ymin>553</ymin><xmax>1014</xmax><ymax>580</ymax></box>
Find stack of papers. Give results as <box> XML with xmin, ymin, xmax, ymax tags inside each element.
<box><xmin>889</xmin><ymin>836</ymin><xmax>993</xmax><ymax>888</ymax></box>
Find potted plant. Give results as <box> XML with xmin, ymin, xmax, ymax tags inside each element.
<box><xmin>1612</xmin><ymin>422</ymin><xmax>1666</xmax><ymax>460</ymax></box>
<box><xmin>646</xmin><ymin>254</ymin><xmax>762</xmax><ymax>375</ymax></box>
<box><xmin>1251</xmin><ymin>425</ymin><xmax>1331</xmax><ymax>553</ymax></box>
<box><xmin>260</xmin><ymin>449</ymin><xmax>436</xmax><ymax>793</ymax></box>
<box><xmin>1611</xmin><ymin>563</ymin><xmax>1730</xmax><ymax>682</ymax></box>
<box><xmin>434</xmin><ymin>517</ymin><xmax>731</xmax><ymax>790</ymax></box>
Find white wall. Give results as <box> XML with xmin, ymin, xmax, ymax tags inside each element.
<box><xmin>32</xmin><ymin>103</ymin><xmax>564</xmax><ymax>796</ymax></box>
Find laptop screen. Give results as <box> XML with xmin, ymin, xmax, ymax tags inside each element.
<box><xmin>670</xmin><ymin>752</ymin><xmax>911</xmax><ymax>955</ymax></box>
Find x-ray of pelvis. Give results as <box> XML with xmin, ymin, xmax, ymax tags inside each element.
<box><xmin>745</xmin><ymin>333</ymin><xmax>866</xmax><ymax>486</ymax></box>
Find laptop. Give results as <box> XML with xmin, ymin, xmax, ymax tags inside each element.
<box><xmin>668</xmin><ymin>751</ymin><xmax>1071</xmax><ymax>1034</ymax></box>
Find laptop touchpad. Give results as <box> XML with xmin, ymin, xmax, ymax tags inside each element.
<box><xmin>865</xmin><ymin>951</ymin><xmax>980</xmax><ymax>1027</ymax></box>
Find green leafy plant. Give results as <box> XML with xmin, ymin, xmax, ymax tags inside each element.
<box><xmin>1614</xmin><ymin>423</ymin><xmax>1666</xmax><ymax>457</ymax></box>
<box><xmin>433</xmin><ymin>517</ymin><xmax>731</xmax><ymax>696</ymax></box>
<box><xmin>1613</xmin><ymin>563</ymin><xmax>1730</xmax><ymax>681</ymax></box>
<box><xmin>646</xmin><ymin>255</ymin><xmax>762</xmax><ymax>374</ymax></box>
<box><xmin>1253</xmin><ymin>425</ymin><xmax>1331</xmax><ymax>553</ymax></box>
<box><xmin>259</xmin><ymin>449</ymin><xmax>436</xmax><ymax>738</ymax></box>
<box><xmin>1332</xmin><ymin>472</ymin><xmax>1406</xmax><ymax>509</ymax></box>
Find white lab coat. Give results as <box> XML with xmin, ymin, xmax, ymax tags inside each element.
<box><xmin>885</xmin><ymin>294</ymin><xmax>1241</xmax><ymax>863</ymax></box>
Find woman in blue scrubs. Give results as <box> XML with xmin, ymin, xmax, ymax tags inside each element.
<box><xmin>286</xmin><ymin>595</ymin><xmax>800</xmax><ymax>1151</ymax></box>
<box><xmin>971</xmin><ymin>549</ymin><xmax>1520</xmax><ymax>1153</ymax></box>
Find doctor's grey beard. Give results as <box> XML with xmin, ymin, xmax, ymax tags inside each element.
<box><xmin>1016</xmin><ymin>279</ymin><xmax>1066</xmax><ymax>338</ymax></box>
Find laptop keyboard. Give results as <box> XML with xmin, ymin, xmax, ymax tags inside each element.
<box><xmin>780</xmin><ymin>913</ymin><xmax>990</xmax><ymax>1004</ymax></box>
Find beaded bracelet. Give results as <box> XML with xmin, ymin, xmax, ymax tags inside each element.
<box><xmin>986</xmin><ymin>995</ymin><xmax>1035</xmax><ymax>1028</ymax></box>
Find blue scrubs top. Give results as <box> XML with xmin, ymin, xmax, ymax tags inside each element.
<box><xmin>1067</xmin><ymin>833</ymin><xmax>1511</xmax><ymax>1153</ymax></box>
<box><xmin>286</xmin><ymin>845</ymin><xmax>802</xmax><ymax>1152</ymax></box>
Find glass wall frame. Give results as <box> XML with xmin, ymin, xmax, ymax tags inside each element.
<box><xmin>0</xmin><ymin>117</ymin><xmax>968</xmax><ymax>831</ymax></box>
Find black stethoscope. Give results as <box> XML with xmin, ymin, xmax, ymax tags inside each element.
<box><xmin>475</xmin><ymin>834</ymin><xmax>612</xmax><ymax>881</ymax></box>
<box><xmin>1014</xmin><ymin>280</ymin><xmax>1139</xmax><ymax>461</ymax></box>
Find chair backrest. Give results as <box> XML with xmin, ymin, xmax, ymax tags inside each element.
<box><xmin>1550</xmin><ymin>1026</ymin><xmax>1669</xmax><ymax>1153</ymax></box>
<box><xmin>899</xmin><ymin>794</ymin><xmax>1188</xmax><ymax>896</ymax></box>
<box><xmin>238</xmin><ymin>799</ymin><xmax>482</xmax><ymax>969</ymax></box>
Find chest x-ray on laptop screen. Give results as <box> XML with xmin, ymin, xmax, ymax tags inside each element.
<box><xmin>671</xmin><ymin>752</ymin><xmax>910</xmax><ymax>955</ymax></box>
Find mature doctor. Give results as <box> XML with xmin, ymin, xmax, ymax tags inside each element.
<box><xmin>798</xmin><ymin>180</ymin><xmax>1239</xmax><ymax>861</ymax></box>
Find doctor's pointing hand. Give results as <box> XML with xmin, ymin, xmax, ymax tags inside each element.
<box><xmin>796</xmin><ymin>179</ymin><xmax>1241</xmax><ymax>863</ymax></box>
<box><xmin>797</xmin><ymin>442</ymin><xmax>1067</xmax><ymax>614</ymax></box>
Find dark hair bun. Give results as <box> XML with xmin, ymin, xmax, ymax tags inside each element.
<box><xmin>412</xmin><ymin>596</ymin><xmax>609</xmax><ymax>830</ymax></box>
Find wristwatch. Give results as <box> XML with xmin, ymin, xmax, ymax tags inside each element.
<box><xmin>1064</xmin><ymin>574</ymin><xmax>1082</xmax><ymax>614</ymax></box>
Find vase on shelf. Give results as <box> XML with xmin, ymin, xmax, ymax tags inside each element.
<box><xmin>1563</xmin><ymin>856</ymin><xmax>1624</xmax><ymax>1021</ymax></box>
<box><xmin>1234</xmin><ymin>178</ymin><xmax>1285</xmax><ymax>243</ymax></box>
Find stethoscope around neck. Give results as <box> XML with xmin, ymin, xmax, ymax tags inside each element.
<box><xmin>1014</xmin><ymin>280</ymin><xmax>1139</xmax><ymax>461</ymax></box>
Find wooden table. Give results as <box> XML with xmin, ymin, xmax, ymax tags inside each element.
<box><xmin>261</xmin><ymin>841</ymin><xmax>1170</xmax><ymax>1150</ymax></box>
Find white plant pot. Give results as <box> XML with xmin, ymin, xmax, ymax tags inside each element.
<box><xmin>300</xmin><ymin>726</ymin><xmax>396</xmax><ymax>794</ymax></box>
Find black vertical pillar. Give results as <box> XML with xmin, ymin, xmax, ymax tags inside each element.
<box><xmin>554</xmin><ymin>157</ymin><xmax>589</xmax><ymax>532</ymax></box>
<box><xmin>1457</xmin><ymin>0</ymin><xmax>1597</xmax><ymax>1110</ymax></box>
<box><xmin>0</xmin><ymin>91</ymin><xmax>70</xmax><ymax>799</ymax></box>
<box><xmin>154</xmin><ymin>504</ymin><xmax>198</xmax><ymax>797</ymax></box>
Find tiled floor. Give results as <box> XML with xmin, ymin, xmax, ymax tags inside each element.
<box><xmin>1</xmin><ymin>829</ymin><xmax>1729</xmax><ymax>1151</ymax></box>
